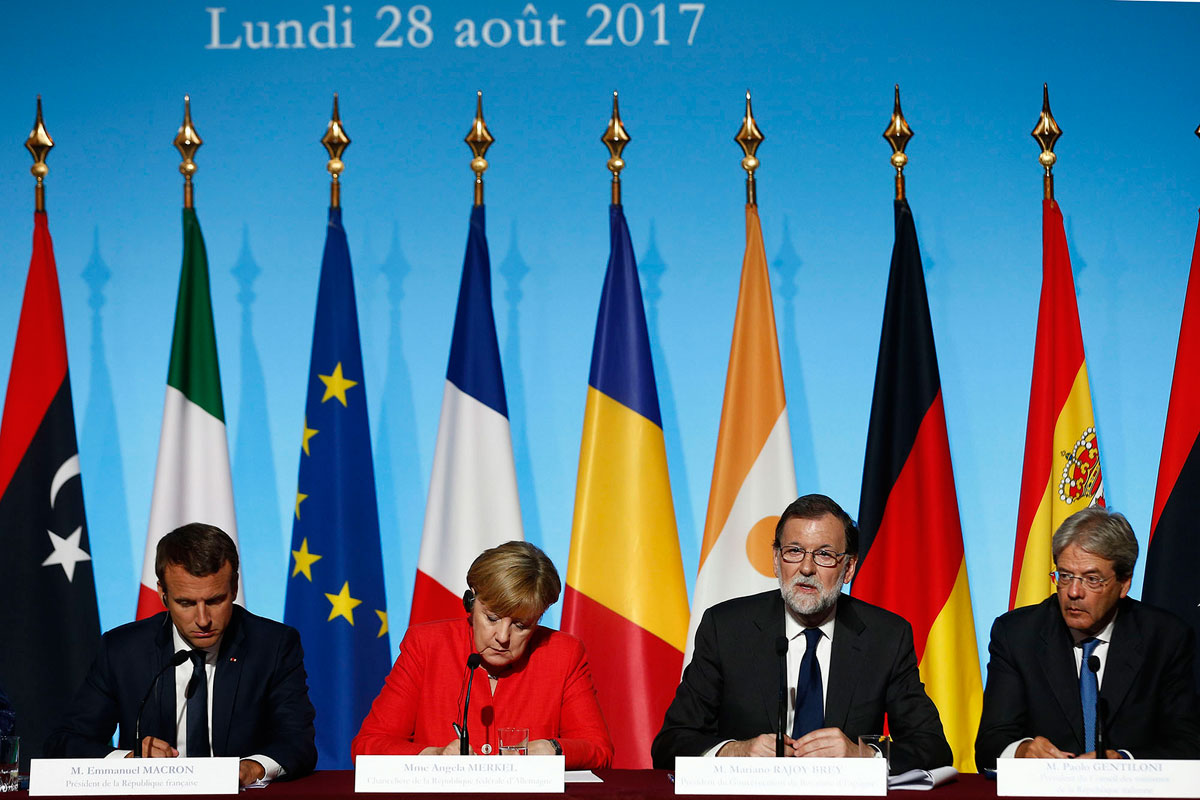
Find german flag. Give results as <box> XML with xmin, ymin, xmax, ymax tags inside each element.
<box><xmin>1143</xmin><ymin>210</ymin><xmax>1200</xmax><ymax>688</ymax></box>
<box><xmin>854</xmin><ymin>198</ymin><xmax>982</xmax><ymax>772</ymax></box>
<box><xmin>1010</xmin><ymin>198</ymin><xmax>1104</xmax><ymax>610</ymax></box>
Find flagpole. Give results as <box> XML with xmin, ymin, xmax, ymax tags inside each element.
<box><xmin>464</xmin><ymin>91</ymin><xmax>494</xmax><ymax>207</ymax></box>
<box><xmin>735</xmin><ymin>91</ymin><xmax>763</xmax><ymax>206</ymax></box>
<box><xmin>1032</xmin><ymin>84</ymin><xmax>1062</xmax><ymax>202</ymax></box>
<box><xmin>174</xmin><ymin>95</ymin><xmax>202</xmax><ymax>209</ymax></box>
<box><xmin>322</xmin><ymin>93</ymin><xmax>350</xmax><ymax>208</ymax></box>
<box><xmin>602</xmin><ymin>91</ymin><xmax>630</xmax><ymax>206</ymax></box>
<box><xmin>883</xmin><ymin>85</ymin><xmax>913</xmax><ymax>202</ymax></box>
<box><xmin>26</xmin><ymin>96</ymin><xmax>53</xmax><ymax>212</ymax></box>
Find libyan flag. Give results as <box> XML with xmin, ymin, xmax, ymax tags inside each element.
<box><xmin>0</xmin><ymin>211</ymin><xmax>101</xmax><ymax>765</ymax></box>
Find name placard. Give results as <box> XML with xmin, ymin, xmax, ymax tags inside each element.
<box><xmin>673</xmin><ymin>757</ymin><xmax>887</xmax><ymax>796</ymax></box>
<box><xmin>355</xmin><ymin>755</ymin><xmax>566</xmax><ymax>793</ymax></box>
<box><xmin>997</xmin><ymin>759</ymin><xmax>1200</xmax><ymax>797</ymax></box>
<box><xmin>29</xmin><ymin>757</ymin><xmax>239</xmax><ymax>796</ymax></box>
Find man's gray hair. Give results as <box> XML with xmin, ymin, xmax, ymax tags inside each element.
<box><xmin>1050</xmin><ymin>506</ymin><xmax>1139</xmax><ymax>580</ymax></box>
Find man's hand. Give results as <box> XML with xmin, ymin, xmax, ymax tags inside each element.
<box><xmin>717</xmin><ymin>734</ymin><xmax>793</xmax><ymax>757</ymax></box>
<box><xmin>1016</xmin><ymin>737</ymin><xmax>1073</xmax><ymax>759</ymax></box>
<box><xmin>1075</xmin><ymin>750</ymin><xmax>1122</xmax><ymax>760</ymax></box>
<box><xmin>124</xmin><ymin>737</ymin><xmax>178</xmax><ymax>758</ymax></box>
<box><xmin>238</xmin><ymin>760</ymin><xmax>266</xmax><ymax>786</ymax></box>
<box><xmin>792</xmin><ymin>728</ymin><xmax>857</xmax><ymax>758</ymax></box>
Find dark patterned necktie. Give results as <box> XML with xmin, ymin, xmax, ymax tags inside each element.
<box><xmin>1080</xmin><ymin>638</ymin><xmax>1099</xmax><ymax>753</ymax></box>
<box><xmin>186</xmin><ymin>650</ymin><xmax>211</xmax><ymax>757</ymax></box>
<box><xmin>791</xmin><ymin>628</ymin><xmax>824</xmax><ymax>739</ymax></box>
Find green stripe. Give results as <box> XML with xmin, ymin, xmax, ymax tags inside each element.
<box><xmin>166</xmin><ymin>208</ymin><xmax>225</xmax><ymax>422</ymax></box>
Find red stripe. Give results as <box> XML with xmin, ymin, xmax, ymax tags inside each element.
<box><xmin>561</xmin><ymin>586</ymin><xmax>682</xmax><ymax>768</ymax></box>
<box><xmin>136</xmin><ymin>583</ymin><xmax>165</xmax><ymax>619</ymax></box>
<box><xmin>1011</xmin><ymin>200</ymin><xmax>1087</xmax><ymax>606</ymax></box>
<box><xmin>852</xmin><ymin>392</ymin><xmax>963</xmax><ymax>660</ymax></box>
<box><xmin>0</xmin><ymin>212</ymin><xmax>69</xmax><ymax>499</ymax></box>
<box><xmin>409</xmin><ymin>569</ymin><xmax>464</xmax><ymax>626</ymax></box>
<box><xmin>1151</xmin><ymin>212</ymin><xmax>1200</xmax><ymax>537</ymax></box>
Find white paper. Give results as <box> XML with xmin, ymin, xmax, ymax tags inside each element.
<box><xmin>673</xmin><ymin>756</ymin><xmax>887</xmax><ymax>796</ymax></box>
<box><xmin>997</xmin><ymin>758</ymin><xmax>1200</xmax><ymax>797</ymax></box>
<box><xmin>29</xmin><ymin>757</ymin><xmax>239</xmax><ymax>796</ymax></box>
<box><xmin>355</xmin><ymin>754</ymin><xmax>566</xmax><ymax>793</ymax></box>
<box><xmin>888</xmin><ymin>766</ymin><xmax>959</xmax><ymax>791</ymax></box>
<box><xmin>566</xmin><ymin>770</ymin><xmax>603</xmax><ymax>783</ymax></box>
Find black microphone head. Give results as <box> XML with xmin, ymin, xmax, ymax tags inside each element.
<box><xmin>466</xmin><ymin>653</ymin><xmax>483</xmax><ymax>669</ymax></box>
<box><xmin>775</xmin><ymin>636</ymin><xmax>788</xmax><ymax>656</ymax></box>
<box><xmin>171</xmin><ymin>649</ymin><xmax>191</xmax><ymax>667</ymax></box>
<box><xmin>1088</xmin><ymin>655</ymin><xmax>1101</xmax><ymax>674</ymax></box>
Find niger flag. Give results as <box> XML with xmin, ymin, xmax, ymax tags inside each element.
<box><xmin>853</xmin><ymin>199</ymin><xmax>981</xmax><ymax>773</ymax></box>
<box><xmin>1010</xmin><ymin>199</ymin><xmax>1104</xmax><ymax>610</ymax></box>
<box><xmin>1143</xmin><ymin>211</ymin><xmax>1200</xmax><ymax>687</ymax></box>
<box><xmin>562</xmin><ymin>205</ymin><xmax>689</xmax><ymax>768</ymax></box>
<box><xmin>685</xmin><ymin>204</ymin><xmax>796</xmax><ymax>667</ymax></box>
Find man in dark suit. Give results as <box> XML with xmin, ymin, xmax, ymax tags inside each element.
<box><xmin>46</xmin><ymin>524</ymin><xmax>316</xmax><ymax>785</ymax></box>
<box><xmin>976</xmin><ymin>507</ymin><xmax>1200</xmax><ymax>769</ymax></box>
<box><xmin>652</xmin><ymin>495</ymin><xmax>952</xmax><ymax>773</ymax></box>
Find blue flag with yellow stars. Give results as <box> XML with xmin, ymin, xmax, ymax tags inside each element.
<box><xmin>284</xmin><ymin>206</ymin><xmax>390</xmax><ymax>770</ymax></box>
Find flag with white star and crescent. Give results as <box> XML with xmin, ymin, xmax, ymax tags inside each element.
<box><xmin>0</xmin><ymin>210</ymin><xmax>101</xmax><ymax>766</ymax></box>
<box><xmin>284</xmin><ymin>205</ymin><xmax>390</xmax><ymax>770</ymax></box>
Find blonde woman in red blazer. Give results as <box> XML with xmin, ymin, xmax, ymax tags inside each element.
<box><xmin>352</xmin><ymin>542</ymin><xmax>614</xmax><ymax>769</ymax></box>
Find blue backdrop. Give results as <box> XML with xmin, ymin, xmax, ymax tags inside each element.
<box><xmin>2</xmin><ymin>0</ymin><xmax>1199</xmax><ymax>679</ymax></box>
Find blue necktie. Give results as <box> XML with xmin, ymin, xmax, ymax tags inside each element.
<box><xmin>1080</xmin><ymin>638</ymin><xmax>1099</xmax><ymax>754</ymax></box>
<box><xmin>791</xmin><ymin>628</ymin><xmax>824</xmax><ymax>739</ymax></box>
<box><xmin>186</xmin><ymin>650</ymin><xmax>210</xmax><ymax>757</ymax></box>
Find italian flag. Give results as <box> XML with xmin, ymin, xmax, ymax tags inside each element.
<box><xmin>137</xmin><ymin>208</ymin><xmax>240</xmax><ymax>618</ymax></box>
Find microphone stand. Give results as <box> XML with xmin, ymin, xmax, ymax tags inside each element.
<box><xmin>461</xmin><ymin>654</ymin><xmax>482</xmax><ymax>755</ymax></box>
<box><xmin>775</xmin><ymin>636</ymin><xmax>788</xmax><ymax>757</ymax></box>
<box><xmin>1087</xmin><ymin>656</ymin><xmax>1107</xmax><ymax>759</ymax></box>
<box><xmin>134</xmin><ymin>650</ymin><xmax>190</xmax><ymax>757</ymax></box>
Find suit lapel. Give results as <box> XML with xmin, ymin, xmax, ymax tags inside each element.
<box><xmin>824</xmin><ymin>598</ymin><xmax>866</xmax><ymax>731</ymax></box>
<box><xmin>1099</xmin><ymin>602</ymin><xmax>1142</xmax><ymax>721</ymax></box>
<box><xmin>1037</xmin><ymin>600</ymin><xmax>1084</xmax><ymax>752</ymax></box>
<box><xmin>755</xmin><ymin>594</ymin><xmax>788</xmax><ymax>730</ymax></box>
<box><xmin>212</xmin><ymin>608</ymin><xmax>245</xmax><ymax>757</ymax></box>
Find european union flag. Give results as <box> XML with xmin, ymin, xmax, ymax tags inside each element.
<box><xmin>284</xmin><ymin>206</ymin><xmax>390</xmax><ymax>770</ymax></box>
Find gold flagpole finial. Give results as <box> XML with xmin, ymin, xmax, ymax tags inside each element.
<box><xmin>464</xmin><ymin>91</ymin><xmax>494</xmax><ymax>207</ymax></box>
<box><xmin>1031</xmin><ymin>83</ymin><xmax>1062</xmax><ymax>201</ymax></box>
<box><xmin>882</xmin><ymin>85</ymin><xmax>914</xmax><ymax>202</ymax></box>
<box><xmin>735</xmin><ymin>90</ymin><xmax>764</xmax><ymax>206</ymax></box>
<box><xmin>26</xmin><ymin>96</ymin><xmax>54</xmax><ymax>212</ymax></box>
<box><xmin>601</xmin><ymin>91</ymin><xmax>631</xmax><ymax>206</ymax></box>
<box><xmin>321</xmin><ymin>93</ymin><xmax>351</xmax><ymax>208</ymax></box>
<box><xmin>174</xmin><ymin>95</ymin><xmax>203</xmax><ymax>209</ymax></box>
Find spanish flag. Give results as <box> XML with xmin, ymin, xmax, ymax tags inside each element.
<box><xmin>685</xmin><ymin>204</ymin><xmax>796</xmax><ymax>667</ymax></box>
<box><xmin>562</xmin><ymin>205</ymin><xmax>689</xmax><ymax>769</ymax></box>
<box><xmin>853</xmin><ymin>198</ymin><xmax>982</xmax><ymax>773</ymax></box>
<box><xmin>1010</xmin><ymin>198</ymin><xmax>1105</xmax><ymax>610</ymax></box>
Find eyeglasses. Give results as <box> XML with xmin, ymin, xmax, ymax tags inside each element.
<box><xmin>1050</xmin><ymin>571</ymin><xmax>1114</xmax><ymax>591</ymax></box>
<box><xmin>775</xmin><ymin>546</ymin><xmax>847</xmax><ymax>568</ymax></box>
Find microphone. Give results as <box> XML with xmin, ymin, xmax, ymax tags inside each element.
<box><xmin>134</xmin><ymin>649</ymin><xmax>190</xmax><ymax>757</ymax></box>
<box><xmin>460</xmin><ymin>653</ymin><xmax>482</xmax><ymax>755</ymax></box>
<box><xmin>1087</xmin><ymin>656</ymin><xmax>1106</xmax><ymax>759</ymax></box>
<box><xmin>775</xmin><ymin>636</ymin><xmax>789</xmax><ymax>757</ymax></box>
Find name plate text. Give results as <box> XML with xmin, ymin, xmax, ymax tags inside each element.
<box><xmin>29</xmin><ymin>757</ymin><xmax>239</xmax><ymax>796</ymax></box>
<box><xmin>673</xmin><ymin>757</ymin><xmax>887</xmax><ymax>796</ymax></box>
<box><xmin>355</xmin><ymin>755</ymin><xmax>565</xmax><ymax>793</ymax></box>
<box><xmin>997</xmin><ymin>759</ymin><xmax>1200</xmax><ymax>797</ymax></box>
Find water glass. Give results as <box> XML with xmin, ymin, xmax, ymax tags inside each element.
<box><xmin>858</xmin><ymin>733</ymin><xmax>891</xmax><ymax>767</ymax></box>
<box><xmin>498</xmin><ymin>727</ymin><xmax>529</xmax><ymax>756</ymax></box>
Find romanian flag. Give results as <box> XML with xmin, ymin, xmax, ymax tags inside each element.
<box><xmin>562</xmin><ymin>205</ymin><xmax>689</xmax><ymax>768</ymax></box>
<box><xmin>0</xmin><ymin>209</ymin><xmax>101</xmax><ymax>764</ymax></box>
<box><xmin>411</xmin><ymin>204</ymin><xmax>523</xmax><ymax>625</ymax></box>
<box><xmin>284</xmin><ymin>205</ymin><xmax>390</xmax><ymax>769</ymax></box>
<box><xmin>138</xmin><ymin>204</ymin><xmax>241</xmax><ymax>617</ymax></box>
<box><xmin>1010</xmin><ymin>198</ymin><xmax>1104</xmax><ymax>610</ymax></box>
<box><xmin>685</xmin><ymin>204</ymin><xmax>796</xmax><ymax>666</ymax></box>
<box><xmin>1143</xmin><ymin>210</ymin><xmax>1200</xmax><ymax>687</ymax></box>
<box><xmin>853</xmin><ymin>198</ymin><xmax>981</xmax><ymax>772</ymax></box>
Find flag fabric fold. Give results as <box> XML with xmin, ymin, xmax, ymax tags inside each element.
<box><xmin>284</xmin><ymin>206</ymin><xmax>390</xmax><ymax>770</ymax></box>
<box><xmin>853</xmin><ymin>198</ymin><xmax>982</xmax><ymax>772</ymax></box>
<box><xmin>138</xmin><ymin>207</ymin><xmax>240</xmax><ymax>618</ymax></box>
<box><xmin>410</xmin><ymin>205</ymin><xmax>523</xmax><ymax>625</ymax></box>
<box><xmin>0</xmin><ymin>211</ymin><xmax>101</xmax><ymax>765</ymax></box>
<box><xmin>1010</xmin><ymin>198</ymin><xmax>1105</xmax><ymax>610</ymax></box>
<box><xmin>1143</xmin><ymin>210</ymin><xmax>1200</xmax><ymax>687</ymax></box>
<box><xmin>562</xmin><ymin>205</ymin><xmax>689</xmax><ymax>768</ymax></box>
<box><xmin>685</xmin><ymin>204</ymin><xmax>796</xmax><ymax>667</ymax></box>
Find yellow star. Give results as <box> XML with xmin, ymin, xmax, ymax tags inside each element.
<box><xmin>325</xmin><ymin>581</ymin><xmax>362</xmax><ymax>625</ymax></box>
<box><xmin>318</xmin><ymin>362</ymin><xmax>358</xmax><ymax>407</ymax></box>
<box><xmin>295</xmin><ymin>492</ymin><xmax>308</xmax><ymax>520</ymax></box>
<box><xmin>301</xmin><ymin>417</ymin><xmax>318</xmax><ymax>456</ymax></box>
<box><xmin>291</xmin><ymin>538</ymin><xmax>323</xmax><ymax>581</ymax></box>
<box><xmin>375</xmin><ymin>609</ymin><xmax>388</xmax><ymax>638</ymax></box>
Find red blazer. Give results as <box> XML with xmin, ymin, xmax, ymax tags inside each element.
<box><xmin>352</xmin><ymin>618</ymin><xmax>613</xmax><ymax>769</ymax></box>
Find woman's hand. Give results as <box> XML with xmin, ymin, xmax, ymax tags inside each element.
<box><xmin>420</xmin><ymin>740</ymin><xmax>475</xmax><ymax>756</ymax></box>
<box><xmin>526</xmin><ymin>739</ymin><xmax>557</xmax><ymax>756</ymax></box>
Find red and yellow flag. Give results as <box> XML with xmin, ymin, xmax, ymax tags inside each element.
<box><xmin>1010</xmin><ymin>198</ymin><xmax>1105</xmax><ymax>609</ymax></box>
